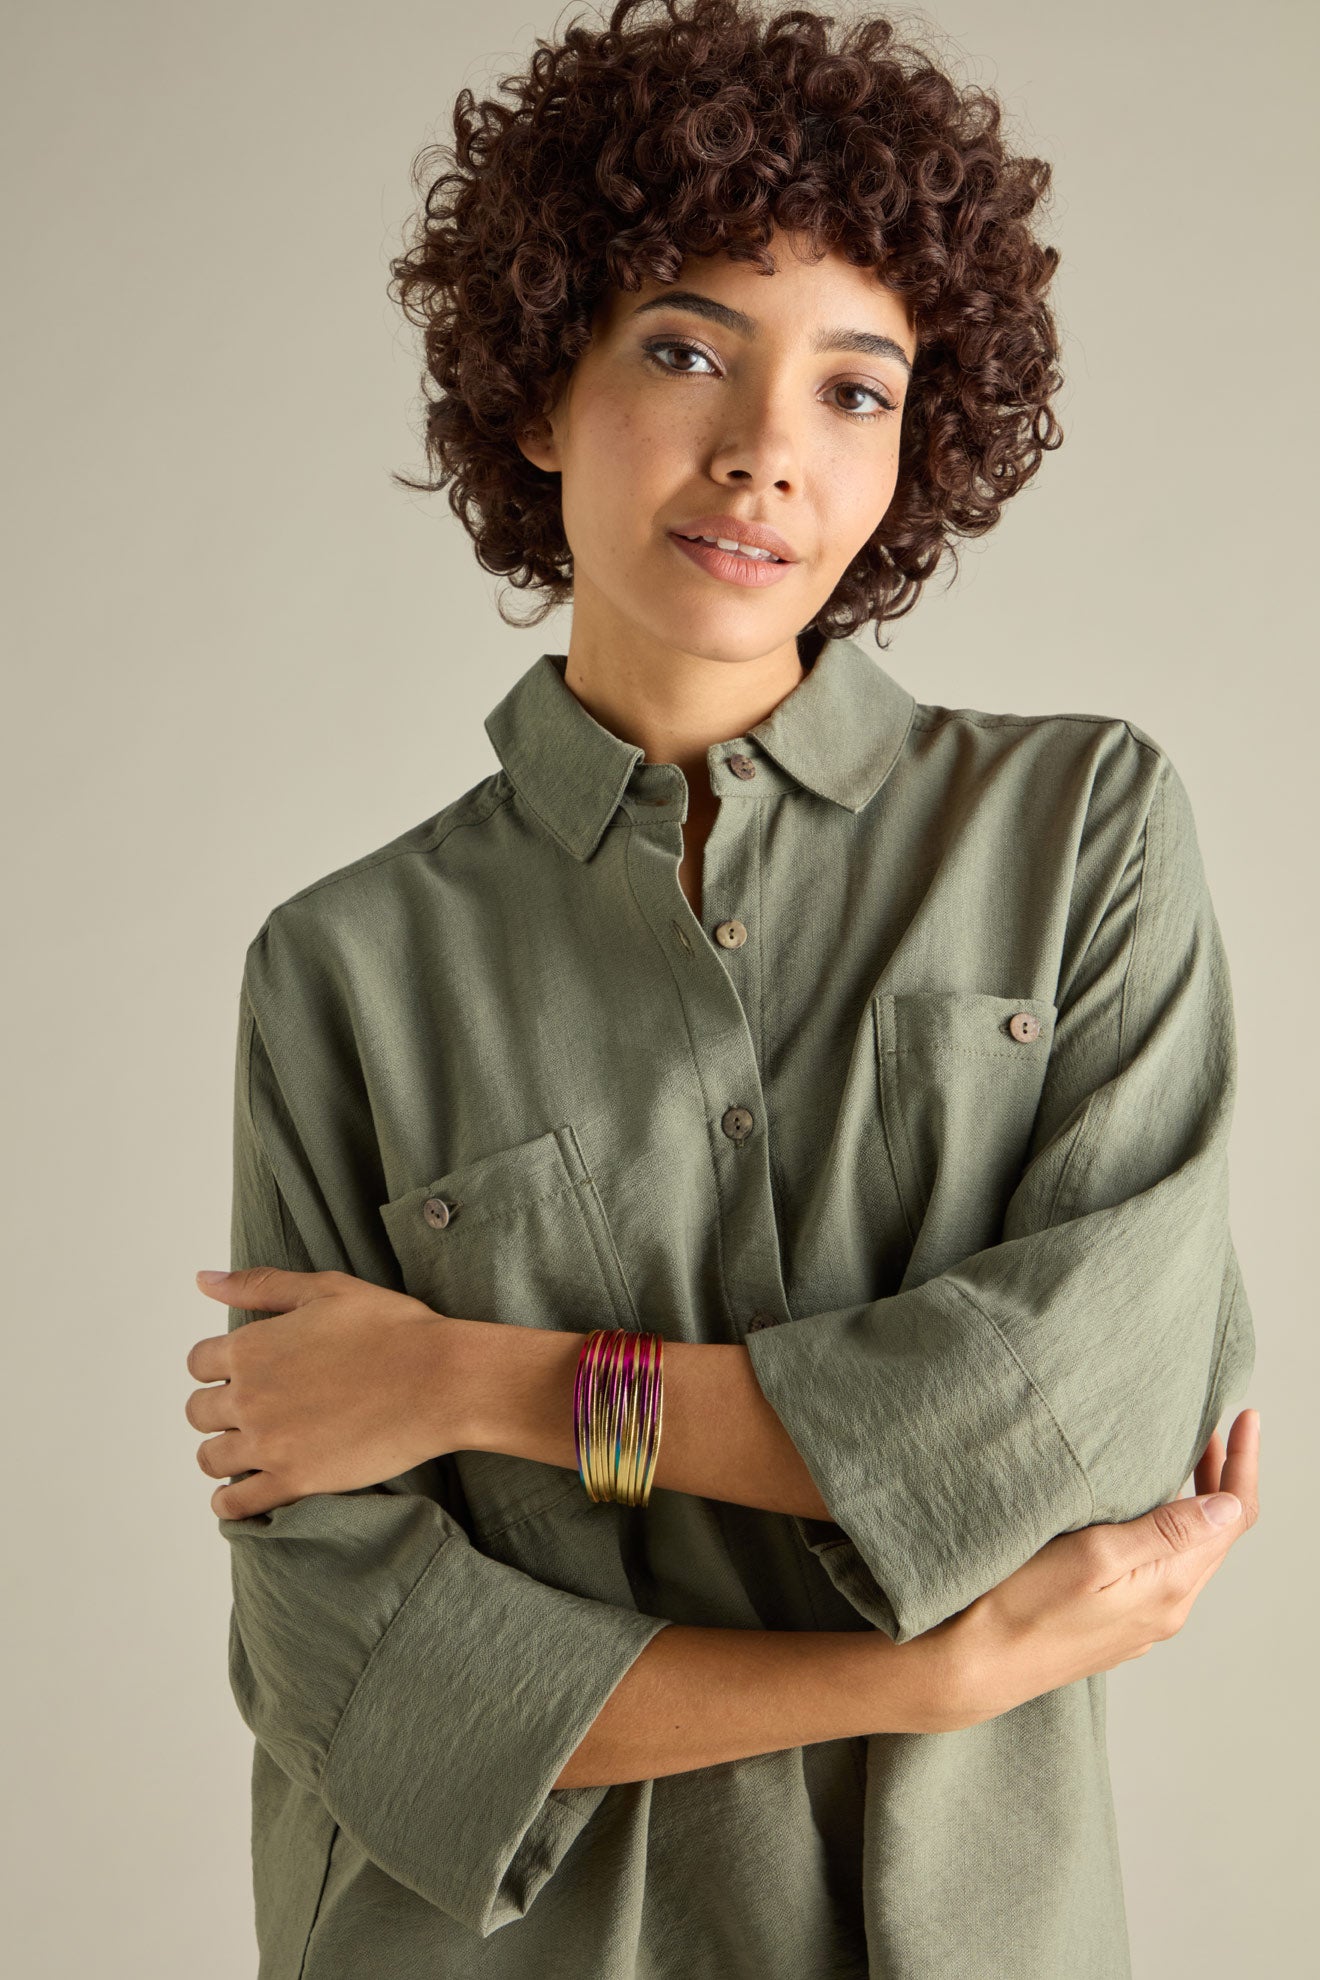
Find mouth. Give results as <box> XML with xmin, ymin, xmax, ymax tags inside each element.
<box><xmin>670</xmin><ymin>532</ymin><xmax>789</xmax><ymax>565</ymax></box>
<box><xmin>667</xmin><ymin>531</ymin><xmax>797</xmax><ymax>589</ymax></box>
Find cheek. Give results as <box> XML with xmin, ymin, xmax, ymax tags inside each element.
<box><xmin>843</xmin><ymin>428</ymin><xmax>903</xmax><ymax>511</ymax></box>
<box><xmin>566</xmin><ymin>396</ymin><xmax>685</xmax><ymax>537</ymax></box>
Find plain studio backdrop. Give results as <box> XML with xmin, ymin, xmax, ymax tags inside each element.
<box><xmin>3</xmin><ymin>2</ymin><xmax>1312</xmax><ymax>1973</ymax></box>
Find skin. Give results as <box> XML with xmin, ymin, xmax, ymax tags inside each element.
<box><xmin>515</xmin><ymin>226</ymin><xmax>917</xmax><ymax>912</ymax></box>
<box><xmin>186</xmin><ymin>229</ymin><xmax>1262</xmax><ymax>1753</ymax></box>
<box><xmin>185</xmin><ymin>1263</ymin><xmax>1260</xmax><ymax>1767</ymax></box>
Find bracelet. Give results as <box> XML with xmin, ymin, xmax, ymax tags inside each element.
<box><xmin>573</xmin><ymin>1327</ymin><xmax>665</xmax><ymax>1506</ymax></box>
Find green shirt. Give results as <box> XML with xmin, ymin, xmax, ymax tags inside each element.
<box><xmin>221</xmin><ymin>632</ymin><xmax>1254</xmax><ymax>1978</ymax></box>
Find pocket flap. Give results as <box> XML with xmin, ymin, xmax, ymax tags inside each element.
<box><xmin>879</xmin><ymin>989</ymin><xmax>1058</xmax><ymax>1059</ymax></box>
<box><xmin>380</xmin><ymin>1124</ymin><xmax>587</xmax><ymax>1255</ymax></box>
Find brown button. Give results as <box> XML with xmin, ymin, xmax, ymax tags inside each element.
<box><xmin>726</xmin><ymin>753</ymin><xmax>757</xmax><ymax>780</ymax></box>
<box><xmin>714</xmin><ymin>918</ymin><xmax>748</xmax><ymax>949</ymax></box>
<box><xmin>1007</xmin><ymin>1011</ymin><xmax>1041</xmax><ymax>1043</ymax></box>
<box><xmin>746</xmin><ymin>1310</ymin><xmax>777</xmax><ymax>1332</ymax></box>
<box><xmin>721</xmin><ymin>1105</ymin><xmax>755</xmax><ymax>1143</ymax></box>
<box><xmin>423</xmin><ymin>1195</ymin><xmax>454</xmax><ymax>1228</ymax></box>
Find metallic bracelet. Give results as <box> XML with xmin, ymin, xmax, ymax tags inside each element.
<box><xmin>574</xmin><ymin>1327</ymin><xmax>665</xmax><ymax>1506</ymax></box>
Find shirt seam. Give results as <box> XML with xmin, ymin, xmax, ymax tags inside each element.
<box><xmin>253</xmin><ymin>781</ymin><xmax>519</xmax><ymax>924</ymax></box>
<box><xmin>319</xmin><ymin>1530</ymin><xmax>458</xmax><ymax>1787</ymax></box>
<box><xmin>937</xmin><ymin>1276</ymin><xmax>1097</xmax><ymax>1522</ymax></box>
<box><xmin>909</xmin><ymin>709</ymin><xmax>1165</xmax><ymax>758</ymax></box>
<box><xmin>1118</xmin><ymin>774</ymin><xmax>1162</xmax><ymax>1076</ymax></box>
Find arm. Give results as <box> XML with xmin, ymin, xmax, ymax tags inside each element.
<box><xmin>555</xmin><ymin>1409</ymin><xmax>1262</xmax><ymax>1788</ymax></box>
<box><xmin>737</xmin><ymin>745</ymin><xmax>1257</xmax><ymax>1643</ymax></box>
<box><xmin>457</xmin><ymin>1320</ymin><xmax>832</xmax><ymax>1518</ymax></box>
<box><xmin>221</xmin><ymin>954</ymin><xmax>676</xmax><ymax>1943</ymax></box>
<box><xmin>553</xmin><ymin>1620</ymin><xmax>939</xmax><ymax>1788</ymax></box>
<box><xmin>463</xmin><ymin>745</ymin><xmax>1256</xmax><ymax>1646</ymax></box>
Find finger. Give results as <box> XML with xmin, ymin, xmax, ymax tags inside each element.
<box><xmin>1090</xmin><ymin>1483</ymin><xmax>1244</xmax><ymax>1590</ymax></box>
<box><xmin>1192</xmin><ymin>1429</ymin><xmax>1225</xmax><ymax>1499</ymax></box>
<box><xmin>1212</xmin><ymin>1408</ymin><xmax>1261</xmax><ymax>1530</ymax></box>
<box><xmin>185</xmin><ymin>1334</ymin><xmax>234</xmax><ymax>1383</ymax></box>
<box><xmin>183</xmin><ymin>1382</ymin><xmax>239</xmax><ymax>1433</ymax></box>
<box><xmin>195</xmin><ymin>1266</ymin><xmax>331</xmax><ymax>1311</ymax></box>
<box><xmin>1122</xmin><ymin>1410</ymin><xmax>1261</xmax><ymax>1607</ymax></box>
<box><xmin>211</xmin><ymin>1471</ymin><xmax>299</xmax><ymax>1520</ymax></box>
<box><xmin>196</xmin><ymin>1429</ymin><xmax>252</xmax><ymax>1478</ymax></box>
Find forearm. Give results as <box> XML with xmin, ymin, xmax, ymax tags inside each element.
<box><xmin>553</xmin><ymin>1617</ymin><xmax>949</xmax><ymax>1788</ymax></box>
<box><xmin>454</xmin><ymin>1317</ymin><xmax>832</xmax><ymax>1519</ymax></box>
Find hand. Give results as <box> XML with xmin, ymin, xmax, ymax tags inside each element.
<box><xmin>920</xmin><ymin>1407</ymin><xmax>1261</xmax><ymax>1732</ymax></box>
<box><xmin>185</xmin><ymin>1266</ymin><xmax>468</xmax><ymax>1519</ymax></box>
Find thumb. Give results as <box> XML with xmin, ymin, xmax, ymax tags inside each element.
<box><xmin>1096</xmin><ymin>1490</ymin><xmax>1241</xmax><ymax>1587</ymax></box>
<box><xmin>194</xmin><ymin>1265</ymin><xmax>314</xmax><ymax>1311</ymax></box>
<box><xmin>1092</xmin><ymin>1488</ymin><xmax>1242</xmax><ymax>1591</ymax></box>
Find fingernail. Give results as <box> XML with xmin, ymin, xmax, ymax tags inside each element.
<box><xmin>196</xmin><ymin>1269</ymin><xmax>230</xmax><ymax>1285</ymax></box>
<box><xmin>1202</xmin><ymin>1493</ymin><xmax>1240</xmax><ymax>1525</ymax></box>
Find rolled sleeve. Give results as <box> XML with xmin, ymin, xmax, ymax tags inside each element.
<box><xmin>745</xmin><ymin>750</ymin><xmax>1256</xmax><ymax>1643</ymax></box>
<box><xmin>221</xmin><ymin>966</ymin><xmax>672</xmax><ymax>1938</ymax></box>
<box><xmin>317</xmin><ymin>1530</ymin><xmax>669</xmax><ymax>1937</ymax></box>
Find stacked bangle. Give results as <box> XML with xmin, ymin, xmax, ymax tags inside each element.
<box><xmin>573</xmin><ymin>1327</ymin><xmax>665</xmax><ymax>1506</ymax></box>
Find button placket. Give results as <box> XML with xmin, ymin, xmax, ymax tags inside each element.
<box><xmin>621</xmin><ymin>762</ymin><xmax>790</xmax><ymax>1326</ymax></box>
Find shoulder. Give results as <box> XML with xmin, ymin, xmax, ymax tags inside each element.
<box><xmin>907</xmin><ymin>691</ymin><xmax>1189</xmax><ymax>829</ymax></box>
<box><xmin>240</xmin><ymin>768</ymin><xmax>515</xmax><ymax>1007</ymax></box>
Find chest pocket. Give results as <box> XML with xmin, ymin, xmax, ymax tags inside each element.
<box><xmin>379</xmin><ymin>1122</ymin><xmax>642</xmax><ymax>1544</ymax></box>
<box><xmin>876</xmin><ymin>990</ymin><xmax>1058</xmax><ymax>1285</ymax></box>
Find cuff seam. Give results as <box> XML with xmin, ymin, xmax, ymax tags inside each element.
<box><xmin>937</xmin><ymin>1276</ymin><xmax>1096</xmax><ymax>1523</ymax></box>
<box><xmin>319</xmin><ymin>1527</ymin><xmax>456</xmax><ymax>1786</ymax></box>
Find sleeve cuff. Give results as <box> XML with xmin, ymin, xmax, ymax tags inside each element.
<box><xmin>319</xmin><ymin>1530</ymin><xmax>674</xmax><ymax>1938</ymax></box>
<box><xmin>744</xmin><ymin>1279</ymin><xmax>1093</xmax><ymax>1642</ymax></box>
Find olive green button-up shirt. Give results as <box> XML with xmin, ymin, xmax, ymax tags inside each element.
<box><xmin>221</xmin><ymin>633</ymin><xmax>1254</xmax><ymax>1979</ymax></box>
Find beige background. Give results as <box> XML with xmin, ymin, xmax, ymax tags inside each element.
<box><xmin>4</xmin><ymin>2</ymin><xmax>1312</xmax><ymax>1972</ymax></box>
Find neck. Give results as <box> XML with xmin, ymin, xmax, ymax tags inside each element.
<box><xmin>561</xmin><ymin>626</ymin><xmax>824</xmax><ymax>792</ymax></box>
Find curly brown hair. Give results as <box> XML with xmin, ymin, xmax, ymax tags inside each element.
<box><xmin>387</xmin><ymin>0</ymin><xmax>1064</xmax><ymax>644</ymax></box>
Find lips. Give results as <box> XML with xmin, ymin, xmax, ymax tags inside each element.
<box><xmin>668</xmin><ymin>530</ymin><xmax>796</xmax><ymax>589</ymax></box>
<box><xmin>668</xmin><ymin>515</ymin><xmax>798</xmax><ymax>563</ymax></box>
<box><xmin>673</xmin><ymin>532</ymin><xmax>786</xmax><ymax>564</ymax></box>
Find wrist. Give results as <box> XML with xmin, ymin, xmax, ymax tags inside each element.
<box><xmin>890</xmin><ymin>1614</ymin><xmax>980</xmax><ymax>1735</ymax></box>
<box><xmin>455</xmin><ymin>1315</ymin><xmax>584</xmax><ymax>1470</ymax></box>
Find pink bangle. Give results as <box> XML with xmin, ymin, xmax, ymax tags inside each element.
<box><xmin>574</xmin><ymin>1327</ymin><xmax>665</xmax><ymax>1505</ymax></box>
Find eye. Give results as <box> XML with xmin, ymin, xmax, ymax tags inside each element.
<box><xmin>642</xmin><ymin>337</ymin><xmax>720</xmax><ymax>377</ymax></box>
<box><xmin>641</xmin><ymin>338</ymin><xmax>897</xmax><ymax>422</ymax></box>
<box><xmin>830</xmin><ymin>381</ymin><xmax>898</xmax><ymax>421</ymax></box>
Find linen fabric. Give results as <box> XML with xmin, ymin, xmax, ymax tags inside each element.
<box><xmin>220</xmin><ymin>633</ymin><xmax>1253</xmax><ymax>1978</ymax></box>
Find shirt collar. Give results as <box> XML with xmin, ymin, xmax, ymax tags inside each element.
<box><xmin>483</xmin><ymin>633</ymin><xmax>917</xmax><ymax>863</ymax></box>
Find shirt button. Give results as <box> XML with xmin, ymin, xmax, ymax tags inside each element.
<box><xmin>423</xmin><ymin>1195</ymin><xmax>454</xmax><ymax>1228</ymax></box>
<box><xmin>1007</xmin><ymin>1011</ymin><xmax>1041</xmax><ymax>1043</ymax></box>
<box><xmin>726</xmin><ymin>753</ymin><xmax>758</xmax><ymax>780</ymax></box>
<box><xmin>713</xmin><ymin>918</ymin><xmax>748</xmax><ymax>948</ymax></box>
<box><xmin>721</xmin><ymin>1105</ymin><xmax>755</xmax><ymax>1142</ymax></box>
<box><xmin>746</xmin><ymin>1310</ymin><xmax>777</xmax><ymax>1331</ymax></box>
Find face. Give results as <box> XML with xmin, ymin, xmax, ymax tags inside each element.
<box><xmin>517</xmin><ymin>226</ymin><xmax>916</xmax><ymax>675</ymax></box>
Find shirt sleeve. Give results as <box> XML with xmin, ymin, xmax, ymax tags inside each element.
<box><xmin>220</xmin><ymin>968</ymin><xmax>674</xmax><ymax>1941</ymax></box>
<box><xmin>744</xmin><ymin>745</ymin><xmax>1256</xmax><ymax>1645</ymax></box>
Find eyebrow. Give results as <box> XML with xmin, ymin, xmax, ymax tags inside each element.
<box><xmin>630</xmin><ymin>287</ymin><xmax>914</xmax><ymax>376</ymax></box>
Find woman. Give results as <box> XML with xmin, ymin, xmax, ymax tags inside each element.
<box><xmin>185</xmin><ymin>3</ymin><xmax>1260</xmax><ymax>1975</ymax></box>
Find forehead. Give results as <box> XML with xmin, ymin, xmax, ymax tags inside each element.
<box><xmin>598</xmin><ymin>238</ymin><xmax>914</xmax><ymax>346</ymax></box>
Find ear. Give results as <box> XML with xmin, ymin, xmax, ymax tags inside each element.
<box><xmin>515</xmin><ymin>415</ymin><xmax>559</xmax><ymax>473</ymax></box>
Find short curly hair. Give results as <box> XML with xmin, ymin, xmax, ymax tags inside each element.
<box><xmin>387</xmin><ymin>0</ymin><xmax>1064</xmax><ymax>643</ymax></box>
